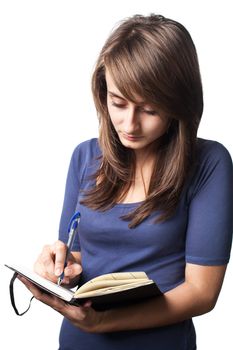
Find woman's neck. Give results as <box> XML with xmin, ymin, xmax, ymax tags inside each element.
<box><xmin>118</xmin><ymin>149</ymin><xmax>156</xmax><ymax>204</ymax></box>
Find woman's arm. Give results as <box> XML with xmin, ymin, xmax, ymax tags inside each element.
<box><xmin>19</xmin><ymin>262</ymin><xmax>227</xmax><ymax>333</ymax></box>
<box><xmin>100</xmin><ymin>263</ymin><xmax>227</xmax><ymax>332</ymax></box>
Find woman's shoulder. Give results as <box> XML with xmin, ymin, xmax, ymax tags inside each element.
<box><xmin>196</xmin><ymin>138</ymin><xmax>232</xmax><ymax>165</ymax></box>
<box><xmin>72</xmin><ymin>138</ymin><xmax>101</xmax><ymax>160</ymax></box>
<box><xmin>187</xmin><ymin>138</ymin><xmax>233</xmax><ymax>199</ymax></box>
<box><xmin>68</xmin><ymin>138</ymin><xmax>101</xmax><ymax>181</ymax></box>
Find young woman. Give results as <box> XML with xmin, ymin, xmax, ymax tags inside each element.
<box><xmin>19</xmin><ymin>14</ymin><xmax>233</xmax><ymax>350</ymax></box>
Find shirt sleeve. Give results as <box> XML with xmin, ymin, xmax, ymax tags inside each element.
<box><xmin>58</xmin><ymin>145</ymin><xmax>81</xmax><ymax>251</ymax></box>
<box><xmin>185</xmin><ymin>142</ymin><xmax>233</xmax><ymax>265</ymax></box>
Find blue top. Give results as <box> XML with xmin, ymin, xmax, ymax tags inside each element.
<box><xmin>58</xmin><ymin>138</ymin><xmax>233</xmax><ymax>350</ymax></box>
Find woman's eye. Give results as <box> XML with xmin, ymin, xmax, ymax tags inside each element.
<box><xmin>110</xmin><ymin>101</ymin><xmax>158</xmax><ymax>115</ymax></box>
<box><xmin>142</xmin><ymin>109</ymin><xmax>158</xmax><ymax>116</ymax></box>
<box><xmin>111</xmin><ymin>102</ymin><xmax>126</xmax><ymax>108</ymax></box>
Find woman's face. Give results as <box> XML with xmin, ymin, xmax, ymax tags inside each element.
<box><xmin>105</xmin><ymin>69</ymin><xmax>170</xmax><ymax>156</ymax></box>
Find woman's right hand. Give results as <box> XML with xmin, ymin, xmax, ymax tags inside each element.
<box><xmin>33</xmin><ymin>240</ymin><xmax>82</xmax><ymax>287</ymax></box>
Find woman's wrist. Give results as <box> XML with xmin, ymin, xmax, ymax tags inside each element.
<box><xmin>94</xmin><ymin>309</ymin><xmax>116</xmax><ymax>333</ymax></box>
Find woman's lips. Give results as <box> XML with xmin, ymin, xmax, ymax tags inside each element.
<box><xmin>122</xmin><ymin>133</ymin><xmax>143</xmax><ymax>141</ymax></box>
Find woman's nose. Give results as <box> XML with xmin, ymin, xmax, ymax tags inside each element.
<box><xmin>124</xmin><ymin>106</ymin><xmax>139</xmax><ymax>133</ymax></box>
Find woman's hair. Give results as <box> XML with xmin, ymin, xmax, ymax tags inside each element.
<box><xmin>81</xmin><ymin>14</ymin><xmax>203</xmax><ymax>228</ymax></box>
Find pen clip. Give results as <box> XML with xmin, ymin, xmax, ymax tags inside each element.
<box><xmin>67</xmin><ymin>211</ymin><xmax>81</xmax><ymax>233</ymax></box>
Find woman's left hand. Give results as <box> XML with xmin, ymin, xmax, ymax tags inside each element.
<box><xmin>18</xmin><ymin>276</ymin><xmax>106</xmax><ymax>333</ymax></box>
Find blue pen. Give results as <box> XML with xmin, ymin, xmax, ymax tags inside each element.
<box><xmin>57</xmin><ymin>211</ymin><xmax>81</xmax><ymax>286</ymax></box>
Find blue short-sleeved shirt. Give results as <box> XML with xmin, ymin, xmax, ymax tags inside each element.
<box><xmin>58</xmin><ymin>138</ymin><xmax>233</xmax><ymax>350</ymax></box>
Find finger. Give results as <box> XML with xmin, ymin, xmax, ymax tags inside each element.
<box><xmin>64</xmin><ymin>263</ymin><xmax>82</xmax><ymax>278</ymax></box>
<box><xmin>69</xmin><ymin>251</ymin><xmax>81</xmax><ymax>264</ymax></box>
<box><xmin>34</xmin><ymin>260</ymin><xmax>59</xmax><ymax>283</ymax></box>
<box><xmin>39</xmin><ymin>244</ymin><xmax>56</xmax><ymax>275</ymax></box>
<box><xmin>54</xmin><ymin>240</ymin><xmax>67</xmax><ymax>276</ymax></box>
<box><xmin>18</xmin><ymin>276</ymin><xmax>90</xmax><ymax>323</ymax></box>
<box><xmin>18</xmin><ymin>276</ymin><xmax>67</xmax><ymax>312</ymax></box>
<box><xmin>18</xmin><ymin>275</ymin><xmax>46</xmax><ymax>300</ymax></box>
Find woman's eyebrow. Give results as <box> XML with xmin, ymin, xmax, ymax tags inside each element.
<box><xmin>108</xmin><ymin>90</ymin><xmax>126</xmax><ymax>100</ymax></box>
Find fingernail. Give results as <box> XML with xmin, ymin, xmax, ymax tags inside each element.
<box><xmin>55</xmin><ymin>268</ymin><xmax>62</xmax><ymax>276</ymax></box>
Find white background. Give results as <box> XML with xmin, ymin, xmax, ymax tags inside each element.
<box><xmin>0</xmin><ymin>1</ymin><xmax>232</xmax><ymax>349</ymax></box>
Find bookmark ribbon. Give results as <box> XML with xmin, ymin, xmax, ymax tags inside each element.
<box><xmin>9</xmin><ymin>272</ymin><xmax>34</xmax><ymax>316</ymax></box>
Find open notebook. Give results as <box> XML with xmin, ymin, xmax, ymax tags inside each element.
<box><xmin>5</xmin><ymin>263</ymin><xmax>162</xmax><ymax>311</ymax></box>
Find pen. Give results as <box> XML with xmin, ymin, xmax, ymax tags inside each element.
<box><xmin>57</xmin><ymin>211</ymin><xmax>81</xmax><ymax>286</ymax></box>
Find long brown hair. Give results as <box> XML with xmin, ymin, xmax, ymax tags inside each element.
<box><xmin>81</xmin><ymin>14</ymin><xmax>203</xmax><ymax>227</ymax></box>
